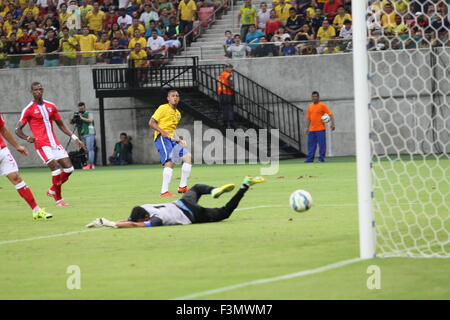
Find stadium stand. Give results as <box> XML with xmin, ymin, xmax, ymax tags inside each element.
<box><xmin>0</xmin><ymin>0</ymin><xmax>449</xmax><ymax>66</ymax></box>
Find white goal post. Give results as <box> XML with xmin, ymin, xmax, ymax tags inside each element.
<box><xmin>353</xmin><ymin>1</ymin><xmax>450</xmax><ymax>258</ymax></box>
<box><xmin>353</xmin><ymin>0</ymin><xmax>376</xmax><ymax>259</ymax></box>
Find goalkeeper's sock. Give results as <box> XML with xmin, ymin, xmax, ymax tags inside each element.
<box><xmin>222</xmin><ymin>188</ymin><xmax>248</xmax><ymax>218</ymax></box>
<box><xmin>161</xmin><ymin>167</ymin><xmax>173</xmax><ymax>194</ymax></box>
<box><xmin>15</xmin><ymin>181</ymin><xmax>38</xmax><ymax>211</ymax></box>
<box><xmin>179</xmin><ymin>163</ymin><xmax>192</xmax><ymax>188</ymax></box>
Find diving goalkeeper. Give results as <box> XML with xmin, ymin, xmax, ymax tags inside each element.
<box><xmin>86</xmin><ymin>177</ymin><xmax>265</xmax><ymax>229</ymax></box>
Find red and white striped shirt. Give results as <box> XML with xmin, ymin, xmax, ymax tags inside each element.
<box><xmin>0</xmin><ymin>113</ymin><xmax>6</xmax><ymax>149</ymax></box>
<box><xmin>19</xmin><ymin>100</ymin><xmax>62</xmax><ymax>149</ymax></box>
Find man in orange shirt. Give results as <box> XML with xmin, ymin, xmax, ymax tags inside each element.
<box><xmin>305</xmin><ymin>91</ymin><xmax>335</xmax><ymax>163</ymax></box>
<box><xmin>217</xmin><ymin>64</ymin><xmax>235</xmax><ymax>129</ymax></box>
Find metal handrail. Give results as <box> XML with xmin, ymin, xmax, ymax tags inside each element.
<box><xmin>192</xmin><ymin>38</ymin><xmax>354</xmax><ymax>49</ymax></box>
<box><xmin>199</xmin><ymin>64</ymin><xmax>303</xmax><ymax>113</ymax></box>
<box><xmin>90</xmin><ymin>59</ymin><xmax>303</xmax><ymax>150</ymax></box>
<box><xmin>1</xmin><ymin>38</ymin><xmax>354</xmax><ymax>63</ymax></box>
<box><xmin>198</xmin><ymin>65</ymin><xmax>304</xmax><ymax>150</ymax></box>
<box><xmin>182</xmin><ymin>0</ymin><xmax>232</xmax><ymax>56</ymax></box>
<box><xmin>206</xmin><ymin>70</ymin><xmax>272</xmax><ymax>113</ymax></box>
<box><xmin>159</xmin><ymin>66</ymin><xmax>195</xmax><ymax>87</ymax></box>
<box><xmin>187</xmin><ymin>38</ymin><xmax>354</xmax><ymax>59</ymax></box>
<box><xmin>4</xmin><ymin>48</ymin><xmax>131</xmax><ymax>58</ymax></box>
<box><xmin>93</xmin><ymin>56</ymin><xmax>199</xmax><ymax>90</ymax></box>
<box><xmin>195</xmin><ymin>67</ymin><xmax>274</xmax><ymax>128</ymax></box>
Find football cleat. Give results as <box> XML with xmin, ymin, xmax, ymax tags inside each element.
<box><xmin>33</xmin><ymin>208</ymin><xmax>53</xmax><ymax>220</ymax></box>
<box><xmin>46</xmin><ymin>188</ymin><xmax>56</xmax><ymax>198</ymax></box>
<box><xmin>56</xmin><ymin>200</ymin><xmax>70</xmax><ymax>207</ymax></box>
<box><xmin>211</xmin><ymin>184</ymin><xmax>235</xmax><ymax>199</ymax></box>
<box><xmin>160</xmin><ymin>191</ymin><xmax>177</xmax><ymax>197</ymax></box>
<box><xmin>82</xmin><ymin>164</ymin><xmax>91</xmax><ymax>170</ymax></box>
<box><xmin>242</xmin><ymin>176</ymin><xmax>266</xmax><ymax>186</ymax></box>
<box><xmin>177</xmin><ymin>186</ymin><xmax>189</xmax><ymax>194</ymax></box>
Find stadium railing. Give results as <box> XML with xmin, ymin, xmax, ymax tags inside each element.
<box><xmin>92</xmin><ymin>55</ymin><xmax>199</xmax><ymax>91</ymax></box>
<box><xmin>3</xmin><ymin>32</ymin><xmax>446</xmax><ymax>69</ymax></box>
<box><xmin>91</xmin><ymin>55</ymin><xmax>304</xmax><ymax>153</ymax></box>
<box><xmin>0</xmin><ymin>39</ymin><xmax>350</xmax><ymax>69</ymax></box>
<box><xmin>0</xmin><ymin>49</ymin><xmax>131</xmax><ymax>68</ymax></box>
<box><xmin>196</xmin><ymin>64</ymin><xmax>304</xmax><ymax>151</ymax></box>
<box><xmin>193</xmin><ymin>38</ymin><xmax>354</xmax><ymax>60</ymax></box>
<box><xmin>182</xmin><ymin>0</ymin><xmax>233</xmax><ymax>56</ymax></box>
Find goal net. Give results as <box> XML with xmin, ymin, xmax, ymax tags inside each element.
<box><xmin>366</xmin><ymin>1</ymin><xmax>450</xmax><ymax>257</ymax></box>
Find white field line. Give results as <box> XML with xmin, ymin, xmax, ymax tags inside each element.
<box><xmin>0</xmin><ymin>203</ymin><xmax>426</xmax><ymax>246</ymax></box>
<box><xmin>0</xmin><ymin>228</ymin><xmax>104</xmax><ymax>245</ymax></box>
<box><xmin>0</xmin><ymin>204</ymin><xmax>310</xmax><ymax>246</ymax></box>
<box><xmin>171</xmin><ymin>257</ymin><xmax>362</xmax><ymax>300</ymax></box>
<box><xmin>0</xmin><ymin>205</ymin><xmax>288</xmax><ymax>245</ymax></box>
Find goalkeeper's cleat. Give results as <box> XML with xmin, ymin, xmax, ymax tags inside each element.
<box><xmin>33</xmin><ymin>208</ymin><xmax>53</xmax><ymax>220</ymax></box>
<box><xmin>177</xmin><ymin>186</ymin><xmax>189</xmax><ymax>194</ymax></box>
<box><xmin>56</xmin><ymin>200</ymin><xmax>70</xmax><ymax>207</ymax></box>
<box><xmin>211</xmin><ymin>184</ymin><xmax>235</xmax><ymax>199</ymax></box>
<box><xmin>160</xmin><ymin>191</ymin><xmax>176</xmax><ymax>197</ymax></box>
<box><xmin>242</xmin><ymin>176</ymin><xmax>266</xmax><ymax>186</ymax></box>
<box><xmin>86</xmin><ymin>218</ymin><xmax>103</xmax><ymax>228</ymax></box>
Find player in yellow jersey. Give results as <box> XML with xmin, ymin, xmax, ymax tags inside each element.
<box><xmin>149</xmin><ymin>90</ymin><xmax>192</xmax><ymax>197</ymax></box>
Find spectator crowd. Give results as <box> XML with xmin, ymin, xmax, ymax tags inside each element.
<box><xmin>225</xmin><ymin>0</ymin><xmax>450</xmax><ymax>58</ymax></box>
<box><xmin>0</xmin><ymin>0</ymin><xmax>228</xmax><ymax>68</ymax></box>
<box><xmin>0</xmin><ymin>0</ymin><xmax>449</xmax><ymax>67</ymax></box>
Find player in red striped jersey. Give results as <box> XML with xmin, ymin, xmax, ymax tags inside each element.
<box><xmin>15</xmin><ymin>82</ymin><xmax>86</xmax><ymax>207</ymax></box>
<box><xmin>0</xmin><ymin>113</ymin><xmax>52</xmax><ymax>220</ymax></box>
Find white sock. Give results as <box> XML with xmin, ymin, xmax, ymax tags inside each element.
<box><xmin>63</xmin><ymin>166</ymin><xmax>74</xmax><ymax>173</ymax></box>
<box><xmin>15</xmin><ymin>181</ymin><xmax>26</xmax><ymax>189</ymax></box>
<box><xmin>179</xmin><ymin>163</ymin><xmax>192</xmax><ymax>188</ymax></box>
<box><xmin>161</xmin><ymin>167</ymin><xmax>173</xmax><ymax>194</ymax></box>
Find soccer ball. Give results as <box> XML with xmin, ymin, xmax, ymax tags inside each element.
<box><xmin>289</xmin><ymin>190</ymin><xmax>313</xmax><ymax>212</ymax></box>
<box><xmin>321</xmin><ymin>113</ymin><xmax>331</xmax><ymax>123</ymax></box>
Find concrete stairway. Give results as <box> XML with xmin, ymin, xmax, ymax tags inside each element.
<box><xmin>181</xmin><ymin>0</ymin><xmax>266</xmax><ymax>61</ymax></box>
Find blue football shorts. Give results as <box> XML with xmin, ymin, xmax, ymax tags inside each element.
<box><xmin>154</xmin><ymin>135</ymin><xmax>189</xmax><ymax>165</ymax></box>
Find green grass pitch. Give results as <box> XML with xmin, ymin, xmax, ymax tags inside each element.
<box><xmin>0</xmin><ymin>157</ymin><xmax>449</xmax><ymax>300</ymax></box>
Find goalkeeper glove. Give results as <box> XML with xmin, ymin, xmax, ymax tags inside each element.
<box><xmin>99</xmin><ymin>218</ymin><xmax>118</xmax><ymax>228</ymax></box>
<box><xmin>86</xmin><ymin>218</ymin><xmax>103</xmax><ymax>228</ymax></box>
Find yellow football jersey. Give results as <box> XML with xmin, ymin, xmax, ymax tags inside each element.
<box><xmin>151</xmin><ymin>104</ymin><xmax>181</xmax><ymax>140</ymax></box>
